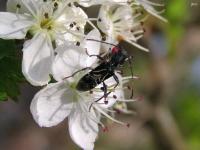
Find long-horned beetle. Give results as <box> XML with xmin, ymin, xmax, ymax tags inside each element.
<box><xmin>64</xmin><ymin>39</ymin><xmax>134</xmax><ymax>103</ymax></box>
<box><xmin>76</xmin><ymin>39</ymin><xmax>134</xmax><ymax>102</ymax></box>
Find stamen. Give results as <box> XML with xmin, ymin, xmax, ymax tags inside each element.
<box><xmin>89</xmin><ymin>18</ymin><xmax>98</xmax><ymax>21</ymax></box>
<box><xmin>21</xmin><ymin>0</ymin><xmax>37</xmax><ymax>18</ymax></box>
<box><xmin>94</xmin><ymin>106</ymin><xmax>128</xmax><ymax>126</ymax></box>
<box><xmin>117</xmin><ymin>99</ymin><xmax>137</xmax><ymax>102</ymax></box>
<box><xmin>126</xmin><ymin>39</ymin><xmax>149</xmax><ymax>52</ymax></box>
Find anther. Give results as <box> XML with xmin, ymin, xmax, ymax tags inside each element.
<box><xmin>114</xmin><ymin>109</ymin><xmax>121</xmax><ymax>114</ymax></box>
<box><xmin>44</xmin><ymin>13</ymin><xmax>49</xmax><ymax>19</ymax></box>
<box><xmin>137</xmin><ymin>96</ymin><xmax>144</xmax><ymax>101</ymax></box>
<box><xmin>76</xmin><ymin>41</ymin><xmax>80</xmax><ymax>46</ymax></box>
<box><xmin>68</xmin><ymin>3</ymin><xmax>72</xmax><ymax>7</ymax></box>
<box><xmin>16</xmin><ymin>4</ymin><xmax>21</xmax><ymax>9</ymax></box>
<box><xmin>113</xmin><ymin>95</ymin><xmax>117</xmax><ymax>99</ymax></box>
<box><xmin>103</xmin><ymin>126</ymin><xmax>109</xmax><ymax>132</ymax></box>
<box><xmin>69</xmin><ymin>23</ymin><xmax>74</xmax><ymax>28</ymax></box>
<box><xmin>76</xmin><ymin>27</ymin><xmax>80</xmax><ymax>31</ymax></box>
<box><xmin>54</xmin><ymin>2</ymin><xmax>58</xmax><ymax>7</ymax></box>
<box><xmin>74</xmin><ymin>2</ymin><xmax>79</xmax><ymax>7</ymax></box>
<box><xmin>126</xmin><ymin>123</ymin><xmax>130</xmax><ymax>128</ymax></box>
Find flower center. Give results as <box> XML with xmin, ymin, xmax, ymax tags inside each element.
<box><xmin>40</xmin><ymin>13</ymin><xmax>54</xmax><ymax>30</ymax></box>
<box><xmin>29</xmin><ymin>12</ymin><xmax>55</xmax><ymax>37</ymax></box>
<box><xmin>70</xmin><ymin>82</ymin><xmax>77</xmax><ymax>89</ymax></box>
<box><xmin>68</xmin><ymin>82</ymin><xmax>80</xmax><ymax>102</ymax></box>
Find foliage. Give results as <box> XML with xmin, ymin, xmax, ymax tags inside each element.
<box><xmin>0</xmin><ymin>39</ymin><xmax>24</xmax><ymax>101</ymax></box>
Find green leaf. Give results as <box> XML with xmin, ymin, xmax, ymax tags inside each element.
<box><xmin>0</xmin><ymin>39</ymin><xmax>24</xmax><ymax>101</ymax></box>
<box><xmin>0</xmin><ymin>91</ymin><xmax>7</xmax><ymax>101</ymax></box>
<box><xmin>0</xmin><ymin>39</ymin><xmax>16</xmax><ymax>59</ymax></box>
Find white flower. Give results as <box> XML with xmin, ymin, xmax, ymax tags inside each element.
<box><xmin>30</xmin><ymin>76</ymin><xmax>127</xmax><ymax>149</ymax></box>
<box><xmin>131</xmin><ymin>0</ymin><xmax>167</xmax><ymax>22</ymax></box>
<box><xmin>30</xmin><ymin>80</ymin><xmax>99</xmax><ymax>150</ymax></box>
<box><xmin>30</xmin><ymin>36</ymin><xmax>128</xmax><ymax>149</ymax></box>
<box><xmin>97</xmin><ymin>4</ymin><xmax>149</xmax><ymax>52</ymax></box>
<box><xmin>0</xmin><ymin>0</ymin><xmax>89</xmax><ymax>86</ymax></box>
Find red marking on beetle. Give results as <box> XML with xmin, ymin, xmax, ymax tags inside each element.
<box><xmin>112</xmin><ymin>46</ymin><xmax>120</xmax><ymax>54</ymax></box>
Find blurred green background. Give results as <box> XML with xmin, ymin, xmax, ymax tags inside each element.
<box><xmin>0</xmin><ymin>0</ymin><xmax>200</xmax><ymax>150</ymax></box>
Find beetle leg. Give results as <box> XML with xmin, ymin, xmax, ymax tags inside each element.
<box><xmin>89</xmin><ymin>91</ymin><xmax>111</xmax><ymax>111</ymax></box>
<box><xmin>85</xmin><ymin>49</ymin><xmax>104</xmax><ymax>60</ymax></box>
<box><xmin>102</xmin><ymin>82</ymin><xmax>108</xmax><ymax>103</ymax></box>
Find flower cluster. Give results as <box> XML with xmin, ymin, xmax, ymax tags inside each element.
<box><xmin>0</xmin><ymin>0</ymin><xmax>166</xmax><ymax>149</ymax></box>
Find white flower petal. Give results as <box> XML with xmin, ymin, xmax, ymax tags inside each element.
<box><xmin>30</xmin><ymin>81</ymin><xmax>74</xmax><ymax>127</ymax></box>
<box><xmin>52</xmin><ymin>29</ymin><xmax>100</xmax><ymax>82</ymax></box>
<box><xmin>69</xmin><ymin>104</ymin><xmax>99</xmax><ymax>150</ymax></box>
<box><xmin>7</xmin><ymin>0</ymin><xmax>29</xmax><ymax>14</ymax></box>
<box><xmin>0</xmin><ymin>12</ymin><xmax>33</xmax><ymax>39</ymax></box>
<box><xmin>81</xmin><ymin>29</ymin><xmax>101</xmax><ymax>67</ymax></box>
<box><xmin>22</xmin><ymin>33</ymin><xmax>54</xmax><ymax>86</ymax></box>
<box><xmin>7</xmin><ymin>0</ymin><xmax>39</xmax><ymax>16</ymax></box>
<box><xmin>52</xmin><ymin>44</ymin><xmax>88</xmax><ymax>81</ymax></box>
<box><xmin>97</xmin><ymin>5</ymin><xmax>112</xmax><ymax>35</ymax></box>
